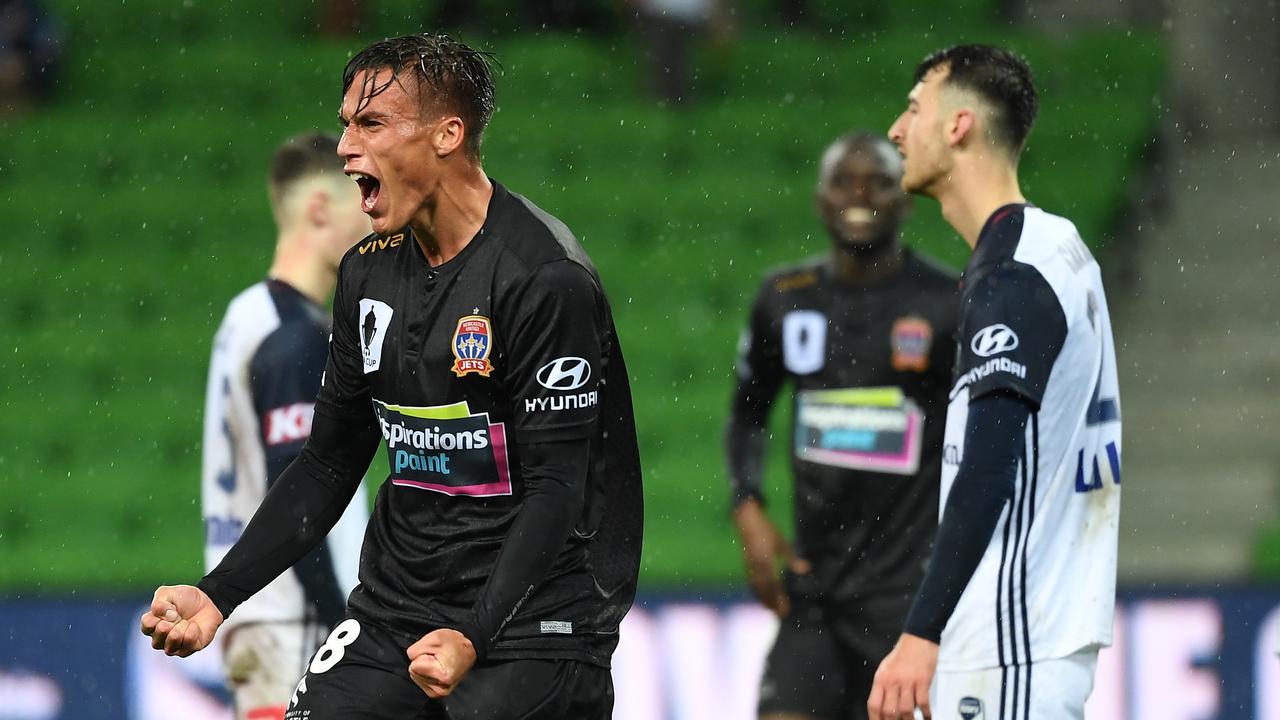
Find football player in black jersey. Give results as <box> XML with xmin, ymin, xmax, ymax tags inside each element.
<box><xmin>727</xmin><ymin>132</ymin><xmax>958</xmax><ymax>720</ymax></box>
<box><xmin>141</xmin><ymin>34</ymin><xmax>643</xmax><ymax>720</ymax></box>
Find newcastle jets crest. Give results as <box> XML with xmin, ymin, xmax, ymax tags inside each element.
<box><xmin>452</xmin><ymin>315</ymin><xmax>495</xmax><ymax>377</ymax></box>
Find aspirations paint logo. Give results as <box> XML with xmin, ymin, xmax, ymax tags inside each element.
<box><xmin>375</xmin><ymin>400</ymin><xmax>511</xmax><ymax>497</ymax></box>
<box><xmin>794</xmin><ymin>387</ymin><xmax>923</xmax><ymax>475</ymax></box>
<box><xmin>452</xmin><ymin>315</ymin><xmax>495</xmax><ymax>377</ymax></box>
<box><xmin>890</xmin><ymin>316</ymin><xmax>933</xmax><ymax>372</ymax></box>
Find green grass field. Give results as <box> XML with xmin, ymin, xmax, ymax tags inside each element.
<box><xmin>0</xmin><ymin>6</ymin><xmax>1164</xmax><ymax>592</ymax></box>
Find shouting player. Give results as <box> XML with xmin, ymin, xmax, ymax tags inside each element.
<box><xmin>202</xmin><ymin>132</ymin><xmax>371</xmax><ymax>720</ymax></box>
<box><xmin>727</xmin><ymin>132</ymin><xmax>958</xmax><ymax>720</ymax></box>
<box><xmin>143</xmin><ymin>34</ymin><xmax>643</xmax><ymax>720</ymax></box>
<box><xmin>870</xmin><ymin>45</ymin><xmax>1122</xmax><ymax>720</ymax></box>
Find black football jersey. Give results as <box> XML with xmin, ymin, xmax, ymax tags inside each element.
<box><xmin>315</xmin><ymin>180</ymin><xmax>643</xmax><ymax>666</ymax></box>
<box><xmin>731</xmin><ymin>249</ymin><xmax>959</xmax><ymax>603</ymax></box>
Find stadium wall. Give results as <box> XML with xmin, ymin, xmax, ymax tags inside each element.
<box><xmin>2</xmin><ymin>587</ymin><xmax>1277</xmax><ymax>719</ymax></box>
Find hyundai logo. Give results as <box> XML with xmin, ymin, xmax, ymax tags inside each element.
<box><xmin>536</xmin><ymin>357</ymin><xmax>592</xmax><ymax>391</ymax></box>
<box><xmin>970</xmin><ymin>323</ymin><xmax>1019</xmax><ymax>357</ymax></box>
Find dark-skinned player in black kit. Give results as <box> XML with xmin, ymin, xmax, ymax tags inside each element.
<box><xmin>727</xmin><ymin>132</ymin><xmax>958</xmax><ymax>720</ymax></box>
<box><xmin>141</xmin><ymin>34</ymin><xmax>643</xmax><ymax>720</ymax></box>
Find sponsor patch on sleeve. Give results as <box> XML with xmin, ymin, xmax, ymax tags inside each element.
<box><xmin>358</xmin><ymin>299</ymin><xmax>394</xmax><ymax>374</ymax></box>
<box><xmin>522</xmin><ymin>356</ymin><xmax>600</xmax><ymax>414</ymax></box>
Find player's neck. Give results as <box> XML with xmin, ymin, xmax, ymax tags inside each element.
<box><xmin>269</xmin><ymin>231</ymin><xmax>336</xmax><ymax>306</ymax></box>
<box><xmin>937</xmin><ymin>160</ymin><xmax>1025</xmax><ymax>250</ymax></box>
<box><xmin>831</xmin><ymin>241</ymin><xmax>904</xmax><ymax>285</ymax></box>
<box><xmin>410</xmin><ymin>166</ymin><xmax>493</xmax><ymax>267</ymax></box>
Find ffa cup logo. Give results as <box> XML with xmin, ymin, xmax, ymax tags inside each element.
<box><xmin>891</xmin><ymin>316</ymin><xmax>933</xmax><ymax>372</ymax></box>
<box><xmin>358</xmin><ymin>299</ymin><xmax>394</xmax><ymax>374</ymax></box>
<box><xmin>452</xmin><ymin>315</ymin><xmax>495</xmax><ymax>377</ymax></box>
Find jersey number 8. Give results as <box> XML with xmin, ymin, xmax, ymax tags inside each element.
<box><xmin>309</xmin><ymin>618</ymin><xmax>362</xmax><ymax>674</ymax></box>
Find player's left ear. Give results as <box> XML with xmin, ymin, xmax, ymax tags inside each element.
<box><xmin>433</xmin><ymin>116</ymin><xmax>466</xmax><ymax>157</ymax></box>
<box><xmin>306</xmin><ymin>189</ymin><xmax>330</xmax><ymax>228</ymax></box>
<box><xmin>947</xmin><ymin>108</ymin><xmax>976</xmax><ymax>149</ymax></box>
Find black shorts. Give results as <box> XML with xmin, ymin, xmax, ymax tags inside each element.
<box><xmin>283</xmin><ymin>616</ymin><xmax>613</xmax><ymax>720</ymax></box>
<box><xmin>758</xmin><ymin>587</ymin><xmax>909</xmax><ymax>720</ymax></box>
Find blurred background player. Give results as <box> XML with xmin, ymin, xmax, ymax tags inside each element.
<box><xmin>202</xmin><ymin>132</ymin><xmax>372</xmax><ymax>720</ymax></box>
<box><xmin>726</xmin><ymin>131</ymin><xmax>958</xmax><ymax>720</ymax></box>
<box><xmin>872</xmin><ymin>45</ymin><xmax>1122</xmax><ymax>720</ymax></box>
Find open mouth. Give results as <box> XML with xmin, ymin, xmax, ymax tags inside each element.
<box><xmin>842</xmin><ymin>207</ymin><xmax>876</xmax><ymax>224</ymax></box>
<box><xmin>350</xmin><ymin>172</ymin><xmax>382</xmax><ymax>213</ymax></box>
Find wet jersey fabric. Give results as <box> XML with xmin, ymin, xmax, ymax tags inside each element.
<box><xmin>202</xmin><ymin>280</ymin><xmax>368</xmax><ymax>631</ymax></box>
<box><xmin>729</xmin><ymin>249</ymin><xmax>959</xmax><ymax>604</ymax></box>
<box><xmin>937</xmin><ymin>204</ymin><xmax>1121</xmax><ymax>671</ymax></box>
<box><xmin>316</xmin><ymin>181</ymin><xmax>643</xmax><ymax>667</ymax></box>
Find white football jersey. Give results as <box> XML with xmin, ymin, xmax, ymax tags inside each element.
<box><xmin>938</xmin><ymin>205</ymin><xmax>1121</xmax><ymax>671</ymax></box>
<box><xmin>202</xmin><ymin>280</ymin><xmax>368</xmax><ymax>630</ymax></box>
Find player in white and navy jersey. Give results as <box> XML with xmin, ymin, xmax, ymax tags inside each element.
<box><xmin>871</xmin><ymin>45</ymin><xmax>1121</xmax><ymax>720</ymax></box>
<box><xmin>201</xmin><ymin>132</ymin><xmax>372</xmax><ymax>720</ymax></box>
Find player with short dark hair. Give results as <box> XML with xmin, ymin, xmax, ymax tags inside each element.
<box><xmin>142</xmin><ymin>34</ymin><xmax>643</xmax><ymax>720</ymax></box>
<box><xmin>727</xmin><ymin>132</ymin><xmax>958</xmax><ymax>720</ymax></box>
<box><xmin>871</xmin><ymin>44</ymin><xmax>1121</xmax><ymax>720</ymax></box>
<box><xmin>910</xmin><ymin>44</ymin><xmax>1037</xmax><ymax>157</ymax></box>
<box><xmin>202</xmin><ymin>131</ymin><xmax>371</xmax><ymax>720</ymax></box>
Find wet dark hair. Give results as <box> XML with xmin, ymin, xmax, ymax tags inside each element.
<box><xmin>268</xmin><ymin>131</ymin><xmax>342</xmax><ymax>211</ymax></box>
<box><xmin>914</xmin><ymin>44</ymin><xmax>1038</xmax><ymax>155</ymax></box>
<box><xmin>342</xmin><ymin>34</ymin><xmax>496</xmax><ymax>158</ymax></box>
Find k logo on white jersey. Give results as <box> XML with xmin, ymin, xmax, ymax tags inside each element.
<box><xmin>970</xmin><ymin>323</ymin><xmax>1019</xmax><ymax>357</ymax></box>
<box><xmin>266</xmin><ymin>402</ymin><xmax>315</xmax><ymax>445</ymax></box>
<box><xmin>358</xmin><ymin>299</ymin><xmax>394</xmax><ymax>374</ymax></box>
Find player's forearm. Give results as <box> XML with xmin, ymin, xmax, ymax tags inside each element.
<box><xmin>198</xmin><ymin>454</ymin><xmax>353</xmax><ymax>619</ymax></box>
<box><xmin>264</xmin><ymin>444</ymin><xmax>351</xmax><ymax>628</ymax></box>
<box><xmin>198</xmin><ymin>410</ymin><xmax>377</xmax><ymax>619</ymax></box>
<box><xmin>902</xmin><ymin>391</ymin><xmax>1030</xmax><ymax>642</ymax></box>
<box><xmin>456</xmin><ymin>437</ymin><xmax>589</xmax><ymax>661</ymax></box>
<box><xmin>725</xmin><ymin>415</ymin><xmax>769</xmax><ymax>507</ymax></box>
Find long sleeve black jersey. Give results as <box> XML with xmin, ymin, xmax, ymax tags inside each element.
<box><xmin>727</xmin><ymin>249</ymin><xmax>959</xmax><ymax>604</ymax></box>
<box><xmin>202</xmin><ymin>180</ymin><xmax>643</xmax><ymax>668</ymax></box>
